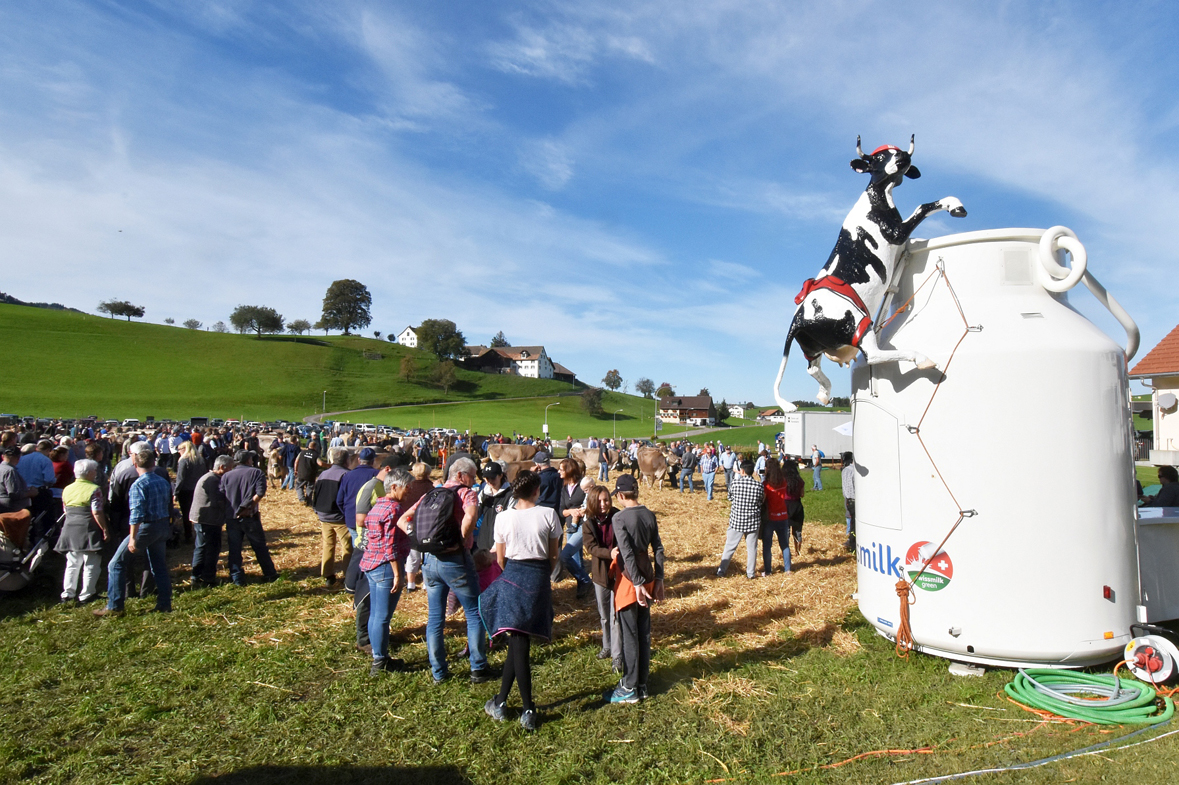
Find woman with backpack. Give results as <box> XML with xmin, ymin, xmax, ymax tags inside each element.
<box><xmin>479</xmin><ymin>469</ymin><xmax>561</xmax><ymax>732</ymax></box>
<box><xmin>761</xmin><ymin>457</ymin><xmax>804</xmax><ymax>575</ymax></box>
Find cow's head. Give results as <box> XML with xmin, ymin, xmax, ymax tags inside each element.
<box><xmin>850</xmin><ymin>135</ymin><xmax>921</xmax><ymax>185</ymax></box>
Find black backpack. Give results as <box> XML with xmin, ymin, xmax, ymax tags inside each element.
<box><xmin>410</xmin><ymin>486</ymin><xmax>462</xmax><ymax>554</ymax></box>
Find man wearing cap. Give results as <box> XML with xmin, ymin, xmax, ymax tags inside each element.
<box><xmin>533</xmin><ymin>451</ymin><xmax>561</xmax><ymax>511</ymax></box>
<box><xmin>95</xmin><ymin>447</ymin><xmax>173</xmax><ymax>617</ymax></box>
<box><xmin>220</xmin><ymin>451</ymin><xmax>277</xmax><ymax>585</ymax></box>
<box><xmin>719</xmin><ymin>446</ymin><xmax>737</xmax><ymax>497</ymax></box>
<box><xmin>190</xmin><ymin>454</ymin><xmax>233</xmax><ymax>587</ymax></box>
<box><xmin>18</xmin><ymin>441</ymin><xmax>56</xmax><ymax>519</ymax></box>
<box><xmin>0</xmin><ymin>446</ymin><xmax>37</xmax><ymax>513</ymax></box>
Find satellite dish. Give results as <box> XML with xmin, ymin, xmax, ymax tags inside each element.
<box><xmin>1160</xmin><ymin>393</ymin><xmax>1178</xmax><ymax>412</ymax></box>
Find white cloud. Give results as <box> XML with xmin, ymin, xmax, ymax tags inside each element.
<box><xmin>519</xmin><ymin>138</ymin><xmax>574</xmax><ymax>189</ymax></box>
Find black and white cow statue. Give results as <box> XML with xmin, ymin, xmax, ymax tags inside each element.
<box><xmin>772</xmin><ymin>136</ymin><xmax>967</xmax><ymax>411</ymax></box>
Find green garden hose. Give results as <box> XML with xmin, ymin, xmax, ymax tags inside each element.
<box><xmin>1004</xmin><ymin>669</ymin><xmax>1174</xmax><ymax>725</ymax></box>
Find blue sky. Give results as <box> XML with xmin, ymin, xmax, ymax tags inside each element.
<box><xmin>1</xmin><ymin>1</ymin><xmax>1175</xmax><ymax>404</ymax></box>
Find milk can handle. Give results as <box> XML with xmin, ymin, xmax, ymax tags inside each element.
<box><xmin>1037</xmin><ymin>226</ymin><xmax>1140</xmax><ymax>362</ymax></box>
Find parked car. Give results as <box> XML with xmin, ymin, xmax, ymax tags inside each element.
<box><xmin>122</xmin><ymin>419</ymin><xmax>141</xmax><ymax>428</ymax></box>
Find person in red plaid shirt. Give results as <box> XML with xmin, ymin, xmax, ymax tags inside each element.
<box><xmin>361</xmin><ymin>467</ymin><xmax>413</xmax><ymax>675</ymax></box>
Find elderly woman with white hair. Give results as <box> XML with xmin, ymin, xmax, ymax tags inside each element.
<box><xmin>54</xmin><ymin>459</ymin><xmax>109</xmax><ymax>603</ymax></box>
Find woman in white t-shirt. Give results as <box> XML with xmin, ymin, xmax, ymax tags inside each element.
<box><xmin>478</xmin><ymin>469</ymin><xmax>560</xmax><ymax>732</ymax></box>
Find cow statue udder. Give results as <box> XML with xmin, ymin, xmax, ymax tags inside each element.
<box><xmin>772</xmin><ymin>136</ymin><xmax>966</xmax><ymax>412</ymax></box>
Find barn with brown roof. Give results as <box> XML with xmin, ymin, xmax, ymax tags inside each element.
<box><xmin>1129</xmin><ymin>323</ymin><xmax>1179</xmax><ymax>465</ymax></box>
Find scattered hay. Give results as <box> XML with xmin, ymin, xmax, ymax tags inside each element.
<box><xmin>222</xmin><ymin>468</ymin><xmax>858</xmax><ymax>660</ymax></box>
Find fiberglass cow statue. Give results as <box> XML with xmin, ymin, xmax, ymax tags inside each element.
<box><xmin>772</xmin><ymin>136</ymin><xmax>967</xmax><ymax>412</ymax></box>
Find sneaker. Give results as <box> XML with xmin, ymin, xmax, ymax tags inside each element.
<box><xmin>60</xmin><ymin>596</ymin><xmax>76</xmax><ymax>604</ymax></box>
<box><xmin>470</xmin><ymin>667</ymin><xmax>497</xmax><ymax>684</ymax></box>
<box><xmin>484</xmin><ymin>698</ymin><xmax>507</xmax><ymax>722</ymax></box>
<box><xmin>519</xmin><ymin>709</ymin><xmax>539</xmax><ymax>731</ymax></box>
<box><xmin>92</xmin><ymin>607</ymin><xmax>124</xmax><ymax>618</ymax></box>
<box><xmin>638</xmin><ymin>686</ymin><xmax>649</xmax><ymax>701</ymax></box>
<box><xmin>760</xmin><ymin>571</ymin><xmax>770</xmax><ymax>578</ymax></box>
<box><xmin>608</xmin><ymin>685</ymin><xmax>639</xmax><ymax>704</ymax></box>
<box><xmin>406</xmin><ymin>582</ymin><xmax>418</xmax><ymax>592</ymax></box>
<box><xmin>576</xmin><ymin>582</ymin><xmax>593</xmax><ymax>600</ymax></box>
<box><xmin>356</xmin><ymin>643</ymin><xmax>373</xmax><ymax>656</ymax></box>
<box><xmin>370</xmin><ymin>658</ymin><xmax>406</xmax><ymax>675</ymax></box>
<box><xmin>596</xmin><ymin>649</ymin><xmax>611</xmax><ymax>660</ymax></box>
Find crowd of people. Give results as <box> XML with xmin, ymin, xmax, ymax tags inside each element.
<box><xmin>0</xmin><ymin>417</ymin><xmax>872</xmax><ymax>731</ymax></box>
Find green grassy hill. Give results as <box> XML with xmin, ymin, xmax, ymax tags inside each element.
<box><xmin>0</xmin><ymin>304</ymin><xmax>578</xmax><ymax>421</ymax></box>
<box><xmin>357</xmin><ymin>391</ymin><xmax>687</xmax><ymax>439</ymax></box>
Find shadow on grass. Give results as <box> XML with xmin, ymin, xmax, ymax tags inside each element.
<box><xmin>190</xmin><ymin>765</ymin><xmax>473</xmax><ymax>785</ymax></box>
<box><xmin>254</xmin><ymin>336</ymin><xmax>332</xmax><ymax>347</ymax></box>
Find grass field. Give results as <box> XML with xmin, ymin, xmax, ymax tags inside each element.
<box><xmin>5</xmin><ymin>469</ymin><xmax>1179</xmax><ymax>784</ymax></box>
<box><xmin>0</xmin><ymin>304</ymin><xmax>577</xmax><ymax>422</ymax></box>
<box><xmin>354</xmin><ymin>392</ymin><xmax>687</xmax><ymax>440</ymax></box>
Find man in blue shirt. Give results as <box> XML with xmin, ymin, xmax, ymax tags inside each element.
<box><xmin>221</xmin><ymin>451</ymin><xmax>277</xmax><ymax>586</ymax></box>
<box><xmin>17</xmin><ymin>441</ymin><xmax>56</xmax><ymax>518</ymax></box>
<box><xmin>95</xmin><ymin>448</ymin><xmax>173</xmax><ymax>616</ymax></box>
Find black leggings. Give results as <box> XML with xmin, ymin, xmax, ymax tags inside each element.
<box><xmin>496</xmin><ymin>632</ymin><xmax>533</xmax><ymax>712</ymax></box>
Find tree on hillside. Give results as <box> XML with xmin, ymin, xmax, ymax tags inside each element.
<box><xmin>602</xmin><ymin>369</ymin><xmax>622</xmax><ymax>391</ymax></box>
<box><xmin>319</xmin><ymin>279</ymin><xmax>372</xmax><ymax>335</ymax></box>
<box><xmin>417</xmin><ymin>319</ymin><xmax>466</xmax><ymax>360</ymax></box>
<box><xmin>490</xmin><ymin>331</ymin><xmax>510</xmax><ymax>348</ymax></box>
<box><xmin>581</xmin><ymin>386</ymin><xmax>604</xmax><ymax>416</ymax></box>
<box><xmin>698</xmin><ymin>387</ymin><xmax>710</xmax><ymax>397</ymax></box>
<box><xmin>164</xmin><ymin>318</ymin><xmax>175</xmax><ymax>325</ymax></box>
<box><xmin>212</xmin><ymin>321</ymin><xmax>228</xmax><ymax>333</ymax></box>
<box><xmin>717</xmin><ymin>399</ymin><xmax>731</xmax><ymax>422</ymax></box>
<box><xmin>97</xmin><ymin>299</ymin><xmax>145</xmax><ymax>322</ymax></box>
<box><xmin>183</xmin><ymin>319</ymin><xmax>202</xmax><ymax>330</ymax></box>
<box><xmin>830</xmin><ymin>396</ymin><xmax>851</xmax><ymax>408</ymax></box>
<box><xmin>656</xmin><ymin>382</ymin><xmax>676</xmax><ymax>398</ymax></box>
<box><xmin>635</xmin><ymin>378</ymin><xmax>655</xmax><ymax>398</ymax></box>
<box><xmin>399</xmin><ymin>355</ymin><xmax>415</xmax><ymax>382</ymax></box>
<box><xmin>374</xmin><ymin>330</ymin><xmax>381</xmax><ymax>340</ymax></box>
<box><xmin>387</xmin><ymin>334</ymin><xmax>397</xmax><ymax>342</ymax></box>
<box><xmin>430</xmin><ymin>360</ymin><xmax>458</xmax><ymax>394</ymax></box>
<box><xmin>287</xmin><ymin>319</ymin><xmax>311</xmax><ymax>335</ymax></box>
<box><xmin>230</xmin><ymin>305</ymin><xmax>284</xmax><ymax>336</ymax></box>
<box><xmin>313</xmin><ymin>319</ymin><xmax>329</xmax><ymax>335</ymax></box>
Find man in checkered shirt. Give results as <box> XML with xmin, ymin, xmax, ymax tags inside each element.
<box><xmin>717</xmin><ymin>459</ymin><xmax>764</xmax><ymax>579</ymax></box>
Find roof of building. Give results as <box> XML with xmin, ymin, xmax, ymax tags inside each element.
<box><xmin>494</xmin><ymin>345</ymin><xmax>547</xmax><ymax>361</ymax></box>
<box><xmin>1130</xmin><ymin>324</ymin><xmax>1179</xmax><ymax>377</ymax></box>
<box><xmin>659</xmin><ymin>395</ymin><xmax>714</xmax><ymax>410</ymax></box>
<box><xmin>760</xmin><ymin>408</ymin><xmax>783</xmax><ymax>416</ymax></box>
<box><xmin>398</xmin><ymin>325</ymin><xmax>417</xmax><ymax>335</ymax></box>
<box><xmin>552</xmin><ymin>362</ymin><xmax>576</xmax><ymax>377</ymax></box>
<box><xmin>464</xmin><ymin>345</ymin><xmax>489</xmax><ymax>357</ymax></box>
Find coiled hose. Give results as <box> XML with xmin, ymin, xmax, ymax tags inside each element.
<box><xmin>1005</xmin><ymin>669</ymin><xmax>1174</xmax><ymax>725</ymax></box>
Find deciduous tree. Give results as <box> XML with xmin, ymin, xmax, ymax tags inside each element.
<box><xmin>656</xmin><ymin>382</ymin><xmax>676</xmax><ymax>398</ymax></box>
<box><xmin>287</xmin><ymin>319</ymin><xmax>311</xmax><ymax>335</ymax></box>
<box><xmin>183</xmin><ymin>319</ymin><xmax>202</xmax><ymax>330</ymax></box>
<box><xmin>635</xmin><ymin>378</ymin><xmax>655</xmax><ymax>398</ymax></box>
<box><xmin>212</xmin><ymin>321</ymin><xmax>228</xmax><ymax>333</ymax></box>
<box><xmin>602</xmin><ymin>369</ymin><xmax>622</xmax><ymax>390</ymax></box>
<box><xmin>581</xmin><ymin>387</ymin><xmax>604</xmax><ymax>416</ymax></box>
<box><xmin>97</xmin><ymin>299</ymin><xmax>145</xmax><ymax>321</ymax></box>
<box><xmin>164</xmin><ymin>318</ymin><xmax>175</xmax><ymax>325</ymax></box>
<box><xmin>417</xmin><ymin>319</ymin><xmax>466</xmax><ymax>360</ymax></box>
<box><xmin>230</xmin><ymin>305</ymin><xmax>284</xmax><ymax>336</ymax></box>
<box><xmin>430</xmin><ymin>360</ymin><xmax>458</xmax><ymax>394</ymax></box>
<box><xmin>319</xmin><ymin>279</ymin><xmax>372</xmax><ymax>335</ymax></box>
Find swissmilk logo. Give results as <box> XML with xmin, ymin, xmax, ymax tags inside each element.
<box><xmin>905</xmin><ymin>541</ymin><xmax>954</xmax><ymax>592</ymax></box>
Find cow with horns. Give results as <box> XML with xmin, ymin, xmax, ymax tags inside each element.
<box><xmin>772</xmin><ymin>136</ymin><xmax>967</xmax><ymax>411</ymax></box>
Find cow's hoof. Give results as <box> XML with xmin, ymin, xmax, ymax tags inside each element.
<box><xmin>916</xmin><ymin>357</ymin><xmax>937</xmax><ymax>370</ymax></box>
<box><xmin>950</xmin><ymin>207</ymin><xmax>967</xmax><ymax>218</ymax></box>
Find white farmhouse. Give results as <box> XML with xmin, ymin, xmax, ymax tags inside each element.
<box><xmin>1130</xmin><ymin>324</ymin><xmax>1179</xmax><ymax>465</ymax></box>
<box><xmin>396</xmin><ymin>326</ymin><xmax>418</xmax><ymax>348</ymax></box>
<box><xmin>498</xmin><ymin>346</ymin><xmax>554</xmax><ymax>379</ymax></box>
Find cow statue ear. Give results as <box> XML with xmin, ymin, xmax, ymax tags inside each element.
<box><xmin>850</xmin><ymin>159</ymin><xmax>870</xmax><ymax>173</ymax></box>
<box><xmin>904</xmin><ymin>165</ymin><xmax>921</xmax><ymax>179</ymax></box>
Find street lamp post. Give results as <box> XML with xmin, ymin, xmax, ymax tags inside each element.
<box><xmin>322</xmin><ymin>390</ymin><xmax>326</xmax><ymax>414</ymax></box>
<box><xmin>613</xmin><ymin>408</ymin><xmax>623</xmax><ymax>440</ymax></box>
<box><xmin>544</xmin><ymin>402</ymin><xmax>560</xmax><ymax>443</ymax></box>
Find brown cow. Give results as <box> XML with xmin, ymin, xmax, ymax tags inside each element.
<box><xmin>636</xmin><ymin>447</ymin><xmax>669</xmax><ymax>489</ymax></box>
<box><xmin>571</xmin><ymin>444</ymin><xmax>619</xmax><ymax>473</ymax></box>
<box><xmin>266</xmin><ymin>446</ymin><xmax>288</xmax><ymax>489</ymax></box>
<box><xmin>486</xmin><ymin>444</ymin><xmax>540</xmax><ymax>463</ymax></box>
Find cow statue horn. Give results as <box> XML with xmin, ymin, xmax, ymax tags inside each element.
<box><xmin>908</xmin><ymin>134</ymin><xmax>915</xmax><ymax>155</ymax></box>
<box><xmin>856</xmin><ymin>135</ymin><xmax>866</xmax><ymax>159</ymax></box>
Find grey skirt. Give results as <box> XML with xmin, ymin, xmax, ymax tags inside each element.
<box><xmin>54</xmin><ymin>506</ymin><xmax>104</xmax><ymax>553</ymax></box>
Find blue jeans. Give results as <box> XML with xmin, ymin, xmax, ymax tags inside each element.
<box><xmin>679</xmin><ymin>470</ymin><xmax>694</xmax><ymax>493</ymax></box>
<box><xmin>422</xmin><ymin>551</ymin><xmax>488</xmax><ymax>681</ymax></box>
<box><xmin>560</xmin><ymin>528</ymin><xmax>591</xmax><ymax>586</ymax></box>
<box><xmin>227</xmin><ymin>514</ymin><xmax>277</xmax><ymax>584</ymax></box>
<box><xmin>365</xmin><ymin>561</ymin><xmax>405</xmax><ymax>661</ymax></box>
<box><xmin>280</xmin><ymin>468</ymin><xmax>296</xmax><ymax>490</ymax></box>
<box><xmin>107</xmin><ymin>520</ymin><xmax>171</xmax><ymax>611</ymax></box>
<box><xmin>191</xmin><ymin>523</ymin><xmax>222</xmax><ymax>582</ymax></box>
<box><xmin>812</xmin><ymin>466</ymin><xmax>823</xmax><ymax>491</ymax></box>
<box><xmin>702</xmin><ymin>471</ymin><xmax>716</xmax><ymax>500</ymax></box>
<box><xmin>597</xmin><ymin>462</ymin><xmax>609</xmax><ymax>481</ymax></box>
<box><xmin>723</xmin><ymin>468</ymin><xmax>734</xmax><ymax>495</ymax></box>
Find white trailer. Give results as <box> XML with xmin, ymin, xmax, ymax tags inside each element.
<box><xmin>780</xmin><ymin>411</ymin><xmax>853</xmax><ymax>458</ymax></box>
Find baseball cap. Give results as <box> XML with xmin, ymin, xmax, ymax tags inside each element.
<box><xmin>532</xmin><ymin>451</ymin><xmax>550</xmax><ymax>464</ymax></box>
<box><xmin>482</xmin><ymin>461</ymin><xmax>504</xmax><ymax>479</ymax></box>
<box><xmin>233</xmin><ymin>450</ymin><xmax>250</xmax><ymax>463</ymax></box>
<box><xmin>358</xmin><ymin>447</ymin><xmax>376</xmax><ymax>462</ymax></box>
<box><xmin>613</xmin><ymin>475</ymin><xmax>637</xmax><ymax>495</ymax></box>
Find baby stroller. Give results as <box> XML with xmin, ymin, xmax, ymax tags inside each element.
<box><xmin>0</xmin><ymin>509</ymin><xmax>60</xmax><ymax>592</ymax></box>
